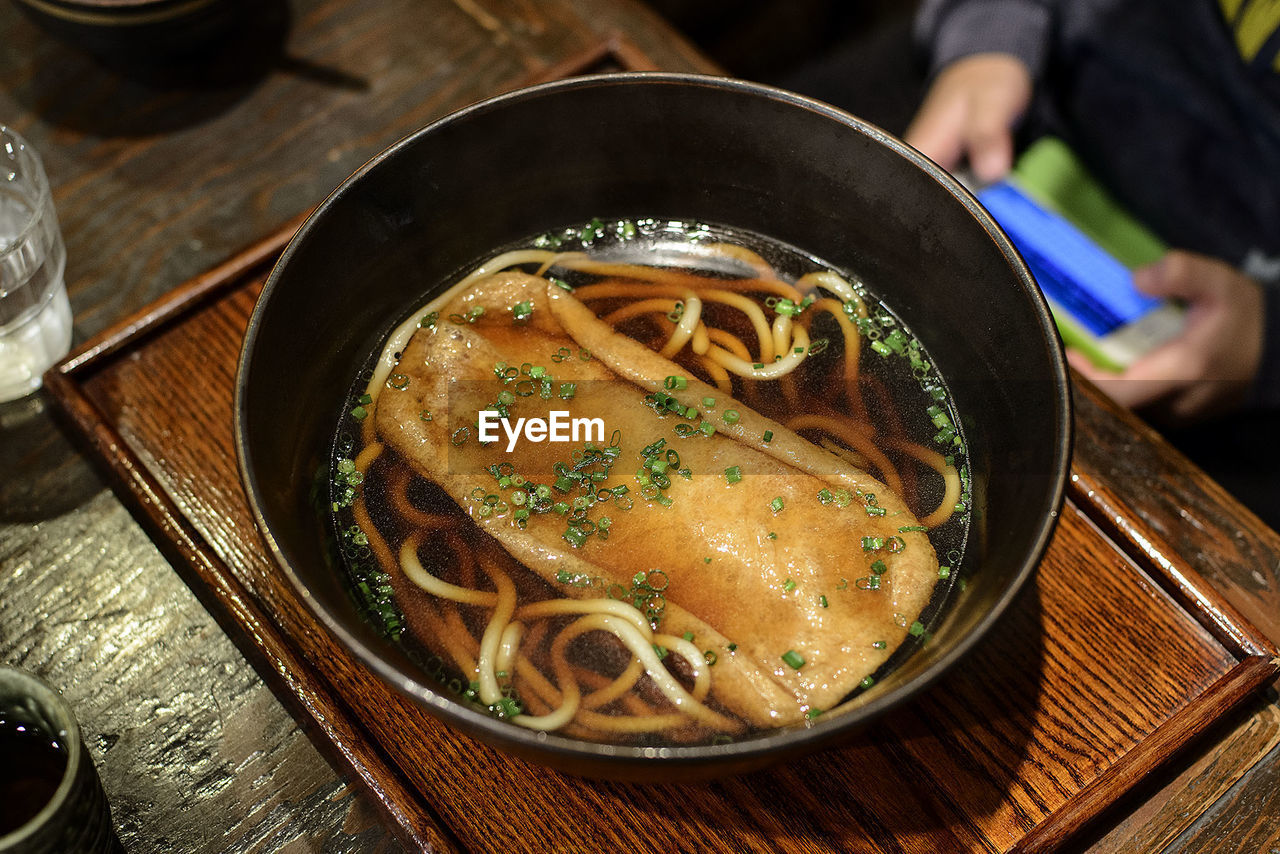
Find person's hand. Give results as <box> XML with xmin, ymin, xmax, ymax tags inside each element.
<box><xmin>905</xmin><ymin>53</ymin><xmax>1033</xmax><ymax>183</ymax></box>
<box><xmin>1068</xmin><ymin>251</ymin><xmax>1266</xmax><ymax>422</ymax></box>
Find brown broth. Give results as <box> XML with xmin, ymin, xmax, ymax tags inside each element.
<box><xmin>328</xmin><ymin>219</ymin><xmax>970</xmax><ymax>745</ymax></box>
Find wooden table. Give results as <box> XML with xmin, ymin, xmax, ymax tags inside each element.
<box><xmin>2</xmin><ymin>1</ymin><xmax>1278</xmax><ymax>852</ymax></box>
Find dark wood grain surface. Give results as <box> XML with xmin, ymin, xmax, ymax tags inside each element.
<box><xmin>4</xmin><ymin>0</ymin><xmax>1280</xmax><ymax>851</ymax></box>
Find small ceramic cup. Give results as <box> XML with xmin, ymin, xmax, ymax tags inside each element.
<box><xmin>0</xmin><ymin>667</ymin><xmax>120</xmax><ymax>854</ymax></box>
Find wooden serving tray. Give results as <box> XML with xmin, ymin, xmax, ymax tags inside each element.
<box><xmin>45</xmin><ymin>220</ymin><xmax>1278</xmax><ymax>852</ymax></box>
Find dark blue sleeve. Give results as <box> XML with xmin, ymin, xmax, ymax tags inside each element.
<box><xmin>915</xmin><ymin>0</ymin><xmax>1056</xmax><ymax>80</ymax></box>
<box><xmin>1248</xmin><ymin>284</ymin><xmax>1280</xmax><ymax>410</ymax></box>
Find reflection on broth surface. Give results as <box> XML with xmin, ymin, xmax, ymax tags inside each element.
<box><xmin>329</xmin><ymin>219</ymin><xmax>970</xmax><ymax>746</ymax></box>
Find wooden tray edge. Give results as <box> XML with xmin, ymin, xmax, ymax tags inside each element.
<box><xmin>1068</xmin><ymin>378</ymin><xmax>1280</xmax><ymax>660</ymax></box>
<box><xmin>1014</xmin><ymin>654</ymin><xmax>1279</xmax><ymax>853</ymax></box>
<box><xmin>44</xmin><ymin>247</ymin><xmax>462</xmax><ymax>854</ymax></box>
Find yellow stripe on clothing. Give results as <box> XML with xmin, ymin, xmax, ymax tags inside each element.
<box><xmin>1235</xmin><ymin>0</ymin><xmax>1280</xmax><ymax>60</ymax></box>
<box><xmin>1220</xmin><ymin>0</ymin><xmax>1246</xmax><ymax>21</ymax></box>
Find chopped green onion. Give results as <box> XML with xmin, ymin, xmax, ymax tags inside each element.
<box><xmin>653</xmin><ymin>644</ymin><xmax>668</xmax><ymax>660</ymax></box>
<box><xmin>350</xmin><ymin>405</ymin><xmax>367</xmax><ymax>420</ymax></box>
<box><xmin>664</xmin><ymin>375</ymin><xmax>688</xmax><ymax>390</ymax></box>
<box><xmin>817</xmin><ymin>488</ymin><xmax>834</xmax><ymax>505</ymax></box>
<box><xmin>722</xmin><ymin>410</ymin><xmax>740</xmax><ymax>425</ymax></box>
<box><xmin>783</xmin><ymin>578</ymin><xmax>796</xmax><ymax>592</ymax></box>
<box><xmin>724</xmin><ymin>465</ymin><xmax>742</xmax><ymax>484</ymax></box>
<box><xmin>819</xmin><ymin>595</ymin><xmax>828</xmax><ymax>608</ymax></box>
<box><xmin>510</xmin><ymin>301</ymin><xmax>534</xmax><ymax>323</ymax></box>
<box><xmin>870</xmin><ymin>340</ymin><xmax>891</xmax><ymax>357</ymax></box>
<box><xmin>705</xmin><ymin>650</ymin><xmax>718</xmax><ymax>666</ymax></box>
<box><xmin>806</xmin><ymin>708</ymin><xmax>823</xmax><ymax>720</ymax></box>
<box><xmin>908</xmin><ymin>621</ymin><xmax>925</xmax><ymax>637</ymax></box>
<box><xmin>938</xmin><ymin>566</ymin><xmax>951</xmax><ymax>579</ymax></box>
<box><xmin>861</xmin><ymin>536</ymin><xmax>884</xmax><ymax>551</ymax></box>
<box><xmin>762</xmin><ymin>430</ymin><xmax>773</xmax><ymax>443</ymax></box>
<box><xmin>870</xmin><ymin>559</ymin><xmax>887</xmax><ymax>575</ymax></box>
<box><xmin>767</xmin><ymin>531</ymin><xmax>777</xmax><ymax>540</ymax></box>
<box><xmin>699</xmin><ymin>421</ymin><xmax>716</xmax><ymax>436</ymax></box>
<box><xmin>727</xmin><ymin>642</ymin><xmax>738</xmax><ymax>652</ymax></box>
<box><xmin>872</xmin><ymin>640</ymin><xmax>887</xmax><ymax>650</ymax></box>
<box><xmin>860</xmin><ymin>676</ymin><xmax>875</xmax><ymax>690</ymax></box>
<box><xmin>702</xmin><ymin>396</ymin><xmax>716</xmax><ymax>409</ymax></box>
<box><xmin>781</xmin><ymin>650</ymin><xmax>805</xmax><ymax>670</ymax></box>
<box><xmin>770</xmin><ymin>496</ymin><xmax>785</xmax><ymax>513</ymax></box>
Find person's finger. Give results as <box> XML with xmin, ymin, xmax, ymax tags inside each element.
<box><xmin>1065</xmin><ymin>347</ymin><xmax>1103</xmax><ymax>379</ymax></box>
<box><xmin>1067</xmin><ymin>345</ymin><xmax>1187</xmax><ymax>409</ymax></box>
<box><xmin>1130</xmin><ymin>256</ymin><xmax>1168</xmax><ymax>297</ymax></box>
<box><xmin>904</xmin><ymin>97</ymin><xmax>966</xmax><ymax>171</ymax></box>
<box><xmin>965</xmin><ymin>91</ymin><xmax>1018</xmax><ymax>182</ymax></box>
<box><xmin>967</xmin><ymin>120</ymin><xmax>1015</xmax><ymax>183</ymax></box>
<box><xmin>1132</xmin><ymin>251</ymin><xmax>1225</xmax><ymax>303</ymax></box>
<box><xmin>1100</xmin><ymin>341</ymin><xmax>1199</xmax><ymax>408</ymax></box>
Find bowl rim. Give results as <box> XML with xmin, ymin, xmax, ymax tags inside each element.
<box><xmin>234</xmin><ymin>71</ymin><xmax>1073</xmax><ymax>768</ymax></box>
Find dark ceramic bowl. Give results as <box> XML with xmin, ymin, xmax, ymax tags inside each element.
<box><xmin>235</xmin><ymin>73</ymin><xmax>1071</xmax><ymax>779</ymax></box>
<box><xmin>14</xmin><ymin>0</ymin><xmax>247</xmax><ymax>59</ymax></box>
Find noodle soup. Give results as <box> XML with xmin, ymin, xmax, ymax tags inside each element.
<box><xmin>329</xmin><ymin>219</ymin><xmax>970</xmax><ymax>746</ymax></box>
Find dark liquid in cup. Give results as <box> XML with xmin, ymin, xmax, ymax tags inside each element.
<box><xmin>0</xmin><ymin>713</ymin><xmax>69</xmax><ymax>835</ymax></box>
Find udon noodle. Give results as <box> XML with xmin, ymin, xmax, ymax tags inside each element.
<box><xmin>333</xmin><ymin>220</ymin><xmax>969</xmax><ymax>744</ymax></box>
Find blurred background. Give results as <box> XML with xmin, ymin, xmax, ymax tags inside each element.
<box><xmin>650</xmin><ymin>0</ymin><xmax>924</xmax><ymax>135</ymax></box>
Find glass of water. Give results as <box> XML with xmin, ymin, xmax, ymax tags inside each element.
<box><xmin>0</xmin><ymin>125</ymin><xmax>70</xmax><ymax>403</ymax></box>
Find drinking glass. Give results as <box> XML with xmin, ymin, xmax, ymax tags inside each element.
<box><xmin>0</xmin><ymin>667</ymin><xmax>120</xmax><ymax>853</ymax></box>
<box><xmin>0</xmin><ymin>126</ymin><xmax>71</xmax><ymax>403</ymax></box>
